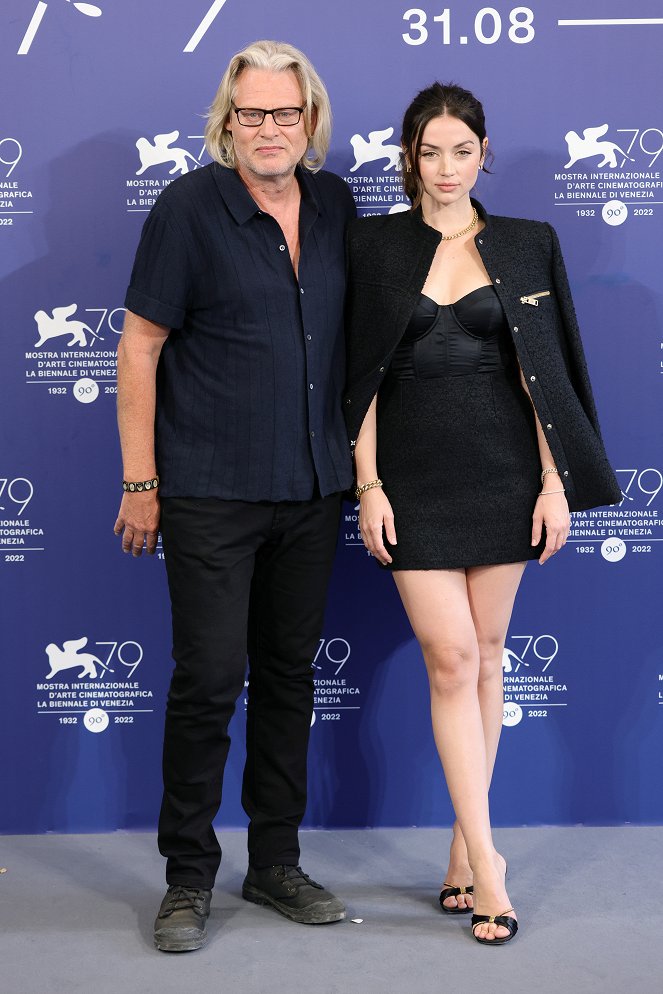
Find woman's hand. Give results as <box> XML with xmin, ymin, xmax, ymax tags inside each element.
<box><xmin>532</xmin><ymin>490</ymin><xmax>570</xmax><ymax>565</ymax></box>
<box><xmin>359</xmin><ymin>487</ymin><xmax>397</xmax><ymax>565</ymax></box>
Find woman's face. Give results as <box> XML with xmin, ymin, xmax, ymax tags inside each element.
<box><xmin>416</xmin><ymin>114</ymin><xmax>486</xmax><ymax>208</ymax></box>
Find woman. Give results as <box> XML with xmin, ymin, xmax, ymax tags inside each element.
<box><xmin>344</xmin><ymin>83</ymin><xmax>620</xmax><ymax>945</ymax></box>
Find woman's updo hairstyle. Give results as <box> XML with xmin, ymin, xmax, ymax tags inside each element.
<box><xmin>401</xmin><ymin>82</ymin><xmax>492</xmax><ymax>208</ymax></box>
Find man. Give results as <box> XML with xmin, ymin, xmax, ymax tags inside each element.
<box><xmin>114</xmin><ymin>40</ymin><xmax>356</xmax><ymax>952</ymax></box>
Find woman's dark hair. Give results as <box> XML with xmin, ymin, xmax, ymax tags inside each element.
<box><xmin>401</xmin><ymin>82</ymin><xmax>492</xmax><ymax>207</ymax></box>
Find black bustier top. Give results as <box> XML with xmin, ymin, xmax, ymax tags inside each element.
<box><xmin>389</xmin><ymin>285</ymin><xmax>516</xmax><ymax>380</ymax></box>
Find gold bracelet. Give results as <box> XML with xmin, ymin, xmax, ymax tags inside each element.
<box><xmin>538</xmin><ymin>488</ymin><xmax>566</xmax><ymax>496</ymax></box>
<box><xmin>355</xmin><ymin>479</ymin><xmax>383</xmax><ymax>499</ymax></box>
<box><xmin>540</xmin><ymin>468</ymin><xmax>559</xmax><ymax>485</ymax></box>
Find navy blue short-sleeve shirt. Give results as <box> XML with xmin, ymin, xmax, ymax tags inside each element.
<box><xmin>125</xmin><ymin>162</ymin><xmax>356</xmax><ymax>501</ymax></box>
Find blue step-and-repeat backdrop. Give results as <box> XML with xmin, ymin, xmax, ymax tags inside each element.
<box><xmin>1</xmin><ymin>1</ymin><xmax>662</xmax><ymax>834</ymax></box>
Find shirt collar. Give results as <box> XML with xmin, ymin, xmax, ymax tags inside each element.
<box><xmin>212</xmin><ymin>162</ymin><xmax>321</xmax><ymax>226</ymax></box>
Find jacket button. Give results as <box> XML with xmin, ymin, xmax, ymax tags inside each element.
<box><xmin>563</xmin><ymin>470</ymin><xmax>569</xmax><ymax>477</ymax></box>
<box><xmin>346</xmin><ymin>398</ymin><xmax>351</xmax><ymax>405</ymax></box>
<box><xmin>379</xmin><ymin>366</ymin><xmax>385</xmax><ymax>373</ymax></box>
<box><xmin>478</xmin><ymin>238</ymin><xmax>483</xmax><ymax>245</ymax></box>
<box><xmin>546</xmin><ymin>423</ymin><xmax>553</xmax><ymax>430</ymax></box>
<box><xmin>530</xmin><ymin>375</ymin><xmax>536</xmax><ymax>382</ymax></box>
<box><xmin>495</xmin><ymin>278</ymin><xmax>501</xmax><ymax>284</ymax></box>
<box><xmin>513</xmin><ymin>326</ymin><xmax>518</xmax><ymax>333</ymax></box>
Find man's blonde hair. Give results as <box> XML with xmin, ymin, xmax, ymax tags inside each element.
<box><xmin>205</xmin><ymin>40</ymin><xmax>332</xmax><ymax>172</ymax></box>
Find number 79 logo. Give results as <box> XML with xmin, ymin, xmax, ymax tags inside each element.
<box><xmin>502</xmin><ymin>635</ymin><xmax>559</xmax><ymax>674</ymax></box>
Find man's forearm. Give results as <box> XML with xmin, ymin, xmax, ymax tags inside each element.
<box><xmin>116</xmin><ymin>313</ymin><xmax>168</xmax><ymax>480</ymax></box>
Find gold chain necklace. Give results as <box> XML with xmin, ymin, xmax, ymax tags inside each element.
<box><xmin>426</xmin><ymin>207</ymin><xmax>479</xmax><ymax>241</ymax></box>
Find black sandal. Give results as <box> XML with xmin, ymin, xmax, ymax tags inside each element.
<box><xmin>471</xmin><ymin>908</ymin><xmax>518</xmax><ymax>945</ymax></box>
<box><xmin>439</xmin><ymin>883</ymin><xmax>474</xmax><ymax>915</ymax></box>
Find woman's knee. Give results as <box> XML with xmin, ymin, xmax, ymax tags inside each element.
<box><xmin>423</xmin><ymin>642</ymin><xmax>479</xmax><ymax>696</ymax></box>
<box><xmin>477</xmin><ymin>635</ymin><xmax>506</xmax><ymax>683</ymax></box>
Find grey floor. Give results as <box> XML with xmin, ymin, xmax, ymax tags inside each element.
<box><xmin>1</xmin><ymin>826</ymin><xmax>661</xmax><ymax>994</ymax></box>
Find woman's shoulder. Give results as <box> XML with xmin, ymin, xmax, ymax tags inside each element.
<box><xmin>348</xmin><ymin>209</ymin><xmax>416</xmax><ymax>244</ymax></box>
<box><xmin>487</xmin><ymin>212</ymin><xmax>553</xmax><ymax>244</ymax></box>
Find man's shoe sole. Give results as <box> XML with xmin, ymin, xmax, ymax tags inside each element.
<box><xmin>242</xmin><ymin>882</ymin><xmax>346</xmax><ymax>924</ymax></box>
<box><xmin>154</xmin><ymin>928</ymin><xmax>207</xmax><ymax>952</ymax></box>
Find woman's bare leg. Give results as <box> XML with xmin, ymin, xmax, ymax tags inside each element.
<box><xmin>394</xmin><ymin>564</ymin><xmax>525</xmax><ymax>938</ymax></box>
<box><xmin>443</xmin><ymin>562</ymin><xmax>526</xmax><ymax>909</ymax></box>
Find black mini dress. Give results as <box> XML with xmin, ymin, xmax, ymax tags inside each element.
<box><xmin>376</xmin><ymin>285</ymin><xmax>545</xmax><ymax>570</ymax></box>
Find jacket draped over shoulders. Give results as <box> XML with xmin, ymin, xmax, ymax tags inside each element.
<box><xmin>343</xmin><ymin>201</ymin><xmax>621</xmax><ymax>512</ymax></box>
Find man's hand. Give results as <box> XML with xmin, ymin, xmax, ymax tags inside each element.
<box><xmin>114</xmin><ymin>491</ymin><xmax>160</xmax><ymax>556</ymax></box>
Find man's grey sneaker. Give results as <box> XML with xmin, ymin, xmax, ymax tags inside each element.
<box><xmin>153</xmin><ymin>885</ymin><xmax>212</xmax><ymax>952</ymax></box>
<box><xmin>242</xmin><ymin>865</ymin><xmax>346</xmax><ymax>924</ymax></box>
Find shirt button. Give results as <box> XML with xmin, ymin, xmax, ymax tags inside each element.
<box><xmin>546</xmin><ymin>423</ymin><xmax>553</xmax><ymax>430</ymax></box>
<box><xmin>530</xmin><ymin>375</ymin><xmax>536</xmax><ymax>382</ymax></box>
<box><xmin>306</xmin><ymin>334</ymin><xmax>312</xmax><ymax>341</ymax></box>
<box><xmin>310</xmin><ymin>430</ymin><xmax>315</xmax><ymax>438</ymax></box>
<box><xmin>563</xmin><ymin>470</ymin><xmax>569</xmax><ymax>477</ymax></box>
<box><xmin>379</xmin><ymin>366</ymin><xmax>385</xmax><ymax>373</ymax></box>
<box><xmin>478</xmin><ymin>238</ymin><xmax>483</xmax><ymax>245</ymax></box>
<box><xmin>495</xmin><ymin>277</ymin><xmax>501</xmax><ymax>284</ymax></box>
<box><xmin>346</xmin><ymin>398</ymin><xmax>351</xmax><ymax>405</ymax></box>
<box><xmin>279</xmin><ymin>244</ymin><xmax>286</xmax><ymax>252</ymax></box>
<box><xmin>300</xmin><ymin>288</ymin><xmax>305</xmax><ymax>294</ymax></box>
<box><xmin>513</xmin><ymin>326</ymin><xmax>518</xmax><ymax>333</ymax></box>
<box><xmin>309</xmin><ymin>383</ymin><xmax>314</xmax><ymax>390</ymax></box>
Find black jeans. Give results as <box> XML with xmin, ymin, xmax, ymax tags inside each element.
<box><xmin>158</xmin><ymin>493</ymin><xmax>341</xmax><ymax>889</ymax></box>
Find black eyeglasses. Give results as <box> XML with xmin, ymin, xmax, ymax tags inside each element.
<box><xmin>232</xmin><ymin>107</ymin><xmax>304</xmax><ymax>127</ymax></box>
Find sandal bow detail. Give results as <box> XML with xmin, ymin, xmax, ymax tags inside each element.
<box><xmin>471</xmin><ymin>908</ymin><xmax>518</xmax><ymax>945</ymax></box>
<box><xmin>439</xmin><ymin>883</ymin><xmax>474</xmax><ymax>915</ymax></box>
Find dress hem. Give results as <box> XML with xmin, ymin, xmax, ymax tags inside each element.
<box><xmin>382</xmin><ymin>552</ymin><xmax>538</xmax><ymax>572</ymax></box>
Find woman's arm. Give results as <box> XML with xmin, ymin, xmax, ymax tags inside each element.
<box><xmin>354</xmin><ymin>395</ymin><xmax>397</xmax><ymax>565</ymax></box>
<box><xmin>519</xmin><ymin>370</ymin><xmax>571</xmax><ymax>565</ymax></box>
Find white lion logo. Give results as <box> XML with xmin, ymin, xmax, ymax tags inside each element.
<box><xmin>350</xmin><ymin>127</ymin><xmax>401</xmax><ymax>172</ymax></box>
<box><xmin>33</xmin><ymin>304</ymin><xmax>94</xmax><ymax>348</ymax></box>
<box><xmin>135</xmin><ymin>131</ymin><xmax>201</xmax><ymax>176</ymax></box>
<box><xmin>564</xmin><ymin>125</ymin><xmax>634</xmax><ymax>169</ymax></box>
<box><xmin>502</xmin><ymin>648</ymin><xmax>525</xmax><ymax>674</ymax></box>
<box><xmin>45</xmin><ymin>637</ymin><xmax>110</xmax><ymax>680</ymax></box>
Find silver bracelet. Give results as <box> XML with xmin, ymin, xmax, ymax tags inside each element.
<box><xmin>540</xmin><ymin>467</ymin><xmax>559</xmax><ymax>485</ymax></box>
<box><xmin>538</xmin><ymin>488</ymin><xmax>566</xmax><ymax>496</ymax></box>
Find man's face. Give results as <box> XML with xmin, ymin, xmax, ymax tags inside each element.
<box><xmin>226</xmin><ymin>68</ymin><xmax>309</xmax><ymax>181</ymax></box>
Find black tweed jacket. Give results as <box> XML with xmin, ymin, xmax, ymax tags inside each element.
<box><xmin>343</xmin><ymin>201</ymin><xmax>621</xmax><ymax>512</ymax></box>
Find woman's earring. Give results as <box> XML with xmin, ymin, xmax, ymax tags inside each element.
<box><xmin>405</xmin><ymin>160</ymin><xmax>412</xmax><ymax>173</ymax></box>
